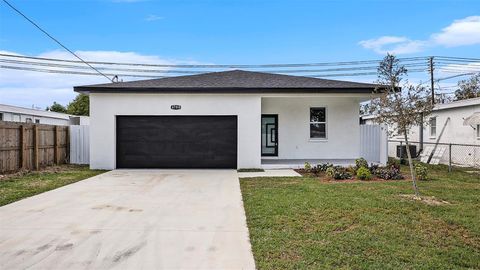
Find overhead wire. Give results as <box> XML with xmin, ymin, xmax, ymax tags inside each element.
<box><xmin>1</xmin><ymin>0</ymin><xmax>113</xmax><ymax>82</ymax></box>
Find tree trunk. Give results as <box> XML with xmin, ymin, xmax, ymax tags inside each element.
<box><xmin>404</xmin><ymin>132</ymin><xmax>420</xmax><ymax>197</ymax></box>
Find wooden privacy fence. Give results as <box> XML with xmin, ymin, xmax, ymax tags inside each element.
<box><xmin>0</xmin><ymin>121</ymin><xmax>69</xmax><ymax>173</ymax></box>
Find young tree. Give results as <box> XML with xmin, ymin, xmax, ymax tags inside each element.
<box><xmin>370</xmin><ymin>54</ymin><xmax>434</xmax><ymax>196</ymax></box>
<box><xmin>46</xmin><ymin>102</ymin><xmax>67</xmax><ymax>113</ymax></box>
<box><xmin>454</xmin><ymin>73</ymin><xmax>480</xmax><ymax>101</ymax></box>
<box><xmin>67</xmin><ymin>94</ymin><xmax>89</xmax><ymax>116</ymax></box>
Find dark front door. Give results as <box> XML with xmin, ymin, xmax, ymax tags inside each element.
<box><xmin>261</xmin><ymin>115</ymin><xmax>278</xmax><ymax>156</ymax></box>
<box><xmin>116</xmin><ymin>116</ymin><xmax>237</xmax><ymax>169</ymax></box>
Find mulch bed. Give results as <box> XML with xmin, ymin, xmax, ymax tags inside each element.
<box><xmin>294</xmin><ymin>169</ymin><xmax>409</xmax><ymax>182</ymax></box>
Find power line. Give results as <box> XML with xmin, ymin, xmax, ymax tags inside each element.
<box><xmin>0</xmin><ymin>58</ymin><xmax>430</xmax><ymax>75</ymax></box>
<box><xmin>0</xmin><ymin>52</ymin><xmax>430</xmax><ymax>69</ymax></box>
<box><xmin>435</xmin><ymin>72</ymin><xmax>478</xmax><ymax>81</ymax></box>
<box><xmin>1</xmin><ymin>0</ymin><xmax>113</xmax><ymax>82</ymax></box>
<box><xmin>0</xmin><ymin>65</ymin><xmax>166</xmax><ymax>78</ymax></box>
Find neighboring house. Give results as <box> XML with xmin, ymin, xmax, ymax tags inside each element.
<box><xmin>361</xmin><ymin>97</ymin><xmax>480</xmax><ymax>168</ymax></box>
<box><xmin>74</xmin><ymin>70</ymin><xmax>383</xmax><ymax>170</ymax></box>
<box><xmin>361</xmin><ymin>97</ymin><xmax>480</xmax><ymax>145</ymax></box>
<box><xmin>0</xmin><ymin>103</ymin><xmax>89</xmax><ymax>126</ymax></box>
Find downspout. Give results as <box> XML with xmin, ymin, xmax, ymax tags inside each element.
<box><xmin>419</xmin><ymin>113</ymin><xmax>424</xmax><ymax>157</ymax></box>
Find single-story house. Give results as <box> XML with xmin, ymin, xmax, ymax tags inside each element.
<box><xmin>0</xmin><ymin>103</ymin><xmax>90</xmax><ymax>126</ymax></box>
<box><xmin>74</xmin><ymin>70</ymin><xmax>382</xmax><ymax>170</ymax></box>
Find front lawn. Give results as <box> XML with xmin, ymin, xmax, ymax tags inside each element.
<box><xmin>240</xmin><ymin>165</ymin><xmax>480</xmax><ymax>269</ymax></box>
<box><xmin>0</xmin><ymin>165</ymin><xmax>106</xmax><ymax>206</ymax></box>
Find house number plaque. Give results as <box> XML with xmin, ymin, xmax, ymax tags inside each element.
<box><xmin>171</xmin><ymin>105</ymin><xmax>181</xmax><ymax>110</ymax></box>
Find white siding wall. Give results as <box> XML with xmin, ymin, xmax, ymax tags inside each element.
<box><xmin>261</xmin><ymin>97</ymin><xmax>361</xmax><ymax>160</ymax></box>
<box><xmin>89</xmin><ymin>93</ymin><xmax>262</xmax><ymax>170</ymax></box>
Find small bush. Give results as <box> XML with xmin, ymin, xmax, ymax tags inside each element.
<box><xmin>304</xmin><ymin>162</ymin><xmax>312</xmax><ymax>171</ymax></box>
<box><xmin>317</xmin><ymin>163</ymin><xmax>333</xmax><ymax>172</ymax></box>
<box><xmin>373</xmin><ymin>164</ymin><xmax>404</xmax><ymax>180</ymax></box>
<box><xmin>310</xmin><ymin>165</ymin><xmax>321</xmax><ymax>176</ymax></box>
<box><xmin>355</xmin><ymin>158</ymin><xmax>369</xmax><ymax>171</ymax></box>
<box><xmin>326</xmin><ymin>166</ymin><xmax>352</xmax><ymax>180</ymax></box>
<box><xmin>356</xmin><ymin>166</ymin><xmax>372</xmax><ymax>180</ymax></box>
<box><xmin>387</xmin><ymin>157</ymin><xmax>401</xmax><ymax>167</ymax></box>
<box><xmin>414</xmin><ymin>163</ymin><xmax>429</xmax><ymax>181</ymax></box>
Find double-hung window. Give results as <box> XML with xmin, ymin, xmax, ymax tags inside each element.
<box><xmin>429</xmin><ymin>117</ymin><xmax>437</xmax><ymax>138</ymax></box>
<box><xmin>310</xmin><ymin>107</ymin><xmax>327</xmax><ymax>139</ymax></box>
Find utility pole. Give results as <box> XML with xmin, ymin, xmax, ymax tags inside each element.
<box><xmin>429</xmin><ymin>56</ymin><xmax>435</xmax><ymax>104</ymax></box>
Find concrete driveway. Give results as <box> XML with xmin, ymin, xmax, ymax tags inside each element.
<box><xmin>0</xmin><ymin>170</ymin><xmax>255</xmax><ymax>270</ymax></box>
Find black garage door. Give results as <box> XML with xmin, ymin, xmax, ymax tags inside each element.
<box><xmin>116</xmin><ymin>116</ymin><xmax>237</xmax><ymax>169</ymax></box>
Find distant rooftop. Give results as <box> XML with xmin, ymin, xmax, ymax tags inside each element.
<box><xmin>0</xmin><ymin>103</ymin><xmax>70</xmax><ymax>120</ymax></box>
<box><xmin>75</xmin><ymin>70</ymin><xmax>382</xmax><ymax>94</ymax></box>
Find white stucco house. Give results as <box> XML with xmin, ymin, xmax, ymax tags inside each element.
<box><xmin>74</xmin><ymin>70</ymin><xmax>383</xmax><ymax>170</ymax></box>
<box><xmin>0</xmin><ymin>103</ymin><xmax>90</xmax><ymax>126</ymax></box>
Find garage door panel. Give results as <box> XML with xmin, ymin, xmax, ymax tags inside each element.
<box><xmin>116</xmin><ymin>116</ymin><xmax>237</xmax><ymax>168</ymax></box>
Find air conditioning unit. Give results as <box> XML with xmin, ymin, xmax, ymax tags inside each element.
<box><xmin>396</xmin><ymin>145</ymin><xmax>417</xmax><ymax>158</ymax></box>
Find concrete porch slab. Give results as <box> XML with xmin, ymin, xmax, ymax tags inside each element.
<box><xmin>238</xmin><ymin>169</ymin><xmax>301</xmax><ymax>178</ymax></box>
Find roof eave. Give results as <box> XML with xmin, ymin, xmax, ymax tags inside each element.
<box><xmin>74</xmin><ymin>86</ymin><xmax>379</xmax><ymax>94</ymax></box>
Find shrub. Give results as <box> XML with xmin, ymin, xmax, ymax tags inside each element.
<box><xmin>373</xmin><ymin>164</ymin><xmax>404</xmax><ymax>180</ymax></box>
<box><xmin>414</xmin><ymin>163</ymin><xmax>429</xmax><ymax>181</ymax></box>
<box><xmin>304</xmin><ymin>162</ymin><xmax>312</xmax><ymax>171</ymax></box>
<box><xmin>317</xmin><ymin>163</ymin><xmax>333</xmax><ymax>172</ymax></box>
<box><xmin>325</xmin><ymin>167</ymin><xmax>335</xmax><ymax>178</ymax></box>
<box><xmin>355</xmin><ymin>158</ymin><xmax>369</xmax><ymax>171</ymax></box>
<box><xmin>356</xmin><ymin>166</ymin><xmax>372</xmax><ymax>180</ymax></box>
<box><xmin>326</xmin><ymin>166</ymin><xmax>352</xmax><ymax>180</ymax></box>
<box><xmin>387</xmin><ymin>157</ymin><xmax>401</xmax><ymax>167</ymax></box>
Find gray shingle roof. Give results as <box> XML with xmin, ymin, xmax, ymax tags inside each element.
<box><xmin>75</xmin><ymin>70</ymin><xmax>381</xmax><ymax>93</ymax></box>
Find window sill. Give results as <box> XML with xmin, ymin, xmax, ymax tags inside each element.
<box><xmin>309</xmin><ymin>138</ymin><xmax>328</xmax><ymax>142</ymax></box>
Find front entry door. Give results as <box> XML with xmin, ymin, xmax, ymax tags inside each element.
<box><xmin>261</xmin><ymin>115</ymin><xmax>278</xmax><ymax>156</ymax></box>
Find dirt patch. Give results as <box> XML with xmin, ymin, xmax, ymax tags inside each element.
<box><xmin>55</xmin><ymin>243</ymin><xmax>74</xmax><ymax>251</ymax></box>
<box><xmin>112</xmin><ymin>241</ymin><xmax>146</xmax><ymax>263</ymax></box>
<box><xmin>92</xmin><ymin>204</ymin><xmax>143</xmax><ymax>213</ymax></box>
<box><xmin>399</xmin><ymin>194</ymin><xmax>451</xmax><ymax>206</ymax></box>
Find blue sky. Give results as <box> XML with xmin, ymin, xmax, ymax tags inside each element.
<box><xmin>0</xmin><ymin>0</ymin><xmax>479</xmax><ymax>107</ymax></box>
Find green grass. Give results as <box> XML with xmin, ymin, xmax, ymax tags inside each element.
<box><xmin>238</xmin><ymin>168</ymin><xmax>265</xmax><ymax>172</ymax></box>
<box><xmin>240</xmin><ymin>165</ymin><xmax>480</xmax><ymax>269</ymax></box>
<box><xmin>0</xmin><ymin>165</ymin><xmax>106</xmax><ymax>206</ymax></box>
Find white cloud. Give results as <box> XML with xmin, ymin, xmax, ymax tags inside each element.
<box><xmin>437</xmin><ymin>62</ymin><xmax>480</xmax><ymax>77</ymax></box>
<box><xmin>358</xmin><ymin>36</ymin><xmax>426</xmax><ymax>54</ymax></box>
<box><xmin>359</xmin><ymin>15</ymin><xmax>480</xmax><ymax>54</ymax></box>
<box><xmin>431</xmin><ymin>16</ymin><xmax>480</xmax><ymax>47</ymax></box>
<box><xmin>0</xmin><ymin>50</ymin><xmax>197</xmax><ymax>108</ymax></box>
<box><xmin>145</xmin><ymin>15</ymin><xmax>163</xmax><ymax>21</ymax></box>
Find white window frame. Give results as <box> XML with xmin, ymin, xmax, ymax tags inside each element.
<box><xmin>309</xmin><ymin>107</ymin><xmax>327</xmax><ymax>140</ymax></box>
<box><xmin>429</xmin><ymin>117</ymin><xmax>437</xmax><ymax>138</ymax></box>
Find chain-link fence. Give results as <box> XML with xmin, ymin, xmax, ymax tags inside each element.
<box><xmin>388</xmin><ymin>140</ymin><xmax>480</xmax><ymax>171</ymax></box>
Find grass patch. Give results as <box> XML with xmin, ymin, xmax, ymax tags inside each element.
<box><xmin>0</xmin><ymin>165</ymin><xmax>106</xmax><ymax>206</ymax></box>
<box><xmin>240</xmin><ymin>164</ymin><xmax>480</xmax><ymax>269</ymax></box>
<box><xmin>238</xmin><ymin>168</ymin><xmax>265</xmax><ymax>172</ymax></box>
